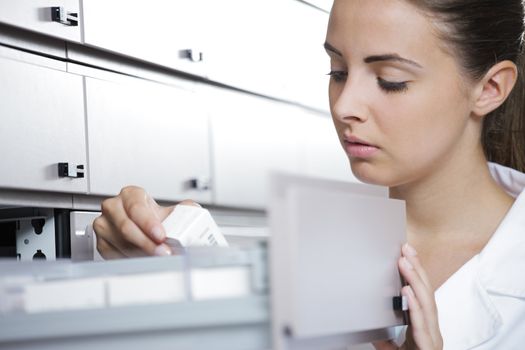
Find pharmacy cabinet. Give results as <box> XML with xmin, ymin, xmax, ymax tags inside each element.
<box><xmin>202</xmin><ymin>0</ymin><xmax>288</xmax><ymax>100</ymax></box>
<box><xmin>204</xmin><ymin>0</ymin><xmax>330</xmax><ymax>111</ymax></box>
<box><xmin>278</xmin><ymin>0</ymin><xmax>330</xmax><ymax>111</ymax></box>
<box><xmin>295</xmin><ymin>109</ymin><xmax>359</xmax><ymax>183</ymax></box>
<box><xmin>81</xmin><ymin>0</ymin><xmax>206</xmax><ymax>78</ymax></box>
<box><xmin>0</xmin><ymin>0</ymin><xmax>81</xmax><ymax>42</ymax></box>
<box><xmin>204</xmin><ymin>85</ymin><xmax>302</xmax><ymax>209</ymax></box>
<box><xmin>85</xmin><ymin>75</ymin><xmax>212</xmax><ymax>203</ymax></box>
<box><xmin>0</xmin><ymin>56</ymin><xmax>87</xmax><ymax>193</ymax></box>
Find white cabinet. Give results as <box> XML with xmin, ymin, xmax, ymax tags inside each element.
<box><xmin>0</xmin><ymin>0</ymin><xmax>81</xmax><ymax>42</ymax></box>
<box><xmin>81</xmin><ymin>0</ymin><xmax>206</xmax><ymax>77</ymax></box>
<box><xmin>0</xmin><ymin>56</ymin><xmax>87</xmax><ymax>193</ymax></box>
<box><xmin>279</xmin><ymin>0</ymin><xmax>330</xmax><ymax>111</ymax></box>
<box><xmin>203</xmin><ymin>0</ymin><xmax>288</xmax><ymax>100</ymax></box>
<box><xmin>204</xmin><ymin>85</ymin><xmax>302</xmax><ymax>209</ymax></box>
<box><xmin>204</xmin><ymin>0</ymin><xmax>330</xmax><ymax>111</ymax></box>
<box><xmin>85</xmin><ymin>75</ymin><xmax>212</xmax><ymax>203</ymax></box>
<box><xmin>80</xmin><ymin>0</ymin><xmax>330</xmax><ymax>111</ymax></box>
<box><xmin>295</xmin><ymin>110</ymin><xmax>359</xmax><ymax>183</ymax></box>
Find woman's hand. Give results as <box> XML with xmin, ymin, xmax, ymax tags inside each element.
<box><xmin>373</xmin><ymin>243</ymin><xmax>443</xmax><ymax>350</ymax></box>
<box><xmin>92</xmin><ymin>185</ymin><xmax>200</xmax><ymax>259</ymax></box>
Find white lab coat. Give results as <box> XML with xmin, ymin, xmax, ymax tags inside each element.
<box><xmin>435</xmin><ymin>162</ymin><xmax>525</xmax><ymax>349</ymax></box>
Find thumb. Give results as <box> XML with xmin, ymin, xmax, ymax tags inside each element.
<box><xmin>372</xmin><ymin>340</ymin><xmax>399</xmax><ymax>350</ymax></box>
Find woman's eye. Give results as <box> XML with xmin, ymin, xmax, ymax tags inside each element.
<box><xmin>377</xmin><ymin>77</ymin><xmax>408</xmax><ymax>93</ymax></box>
<box><xmin>327</xmin><ymin>70</ymin><xmax>348</xmax><ymax>83</ymax></box>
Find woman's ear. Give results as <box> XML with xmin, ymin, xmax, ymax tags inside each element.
<box><xmin>472</xmin><ymin>60</ymin><xmax>518</xmax><ymax>117</ymax></box>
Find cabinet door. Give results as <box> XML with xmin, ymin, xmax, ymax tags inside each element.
<box><xmin>204</xmin><ymin>0</ymin><xmax>330</xmax><ymax>111</ymax></box>
<box><xmin>279</xmin><ymin>0</ymin><xmax>330</xmax><ymax>112</ymax></box>
<box><xmin>0</xmin><ymin>0</ymin><xmax>81</xmax><ymax>42</ymax></box>
<box><xmin>0</xmin><ymin>57</ymin><xmax>87</xmax><ymax>193</ymax></box>
<box><xmin>296</xmin><ymin>109</ymin><xmax>359</xmax><ymax>183</ymax></box>
<box><xmin>203</xmin><ymin>0</ymin><xmax>288</xmax><ymax>100</ymax></box>
<box><xmin>82</xmin><ymin>0</ymin><xmax>206</xmax><ymax>77</ymax></box>
<box><xmin>85</xmin><ymin>77</ymin><xmax>211</xmax><ymax>203</ymax></box>
<box><xmin>205</xmin><ymin>85</ymin><xmax>301</xmax><ymax>209</ymax></box>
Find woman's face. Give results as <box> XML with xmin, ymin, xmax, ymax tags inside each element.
<box><xmin>326</xmin><ymin>0</ymin><xmax>478</xmax><ymax>187</ymax></box>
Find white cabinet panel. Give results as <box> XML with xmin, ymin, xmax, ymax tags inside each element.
<box><xmin>203</xmin><ymin>0</ymin><xmax>287</xmax><ymax>100</ymax></box>
<box><xmin>85</xmin><ymin>76</ymin><xmax>211</xmax><ymax>203</ymax></box>
<box><xmin>81</xmin><ymin>0</ymin><xmax>329</xmax><ymax>110</ymax></box>
<box><xmin>0</xmin><ymin>0</ymin><xmax>81</xmax><ymax>42</ymax></box>
<box><xmin>279</xmin><ymin>0</ymin><xmax>330</xmax><ymax>111</ymax></box>
<box><xmin>296</xmin><ymin>109</ymin><xmax>359</xmax><ymax>183</ymax></box>
<box><xmin>205</xmin><ymin>85</ymin><xmax>301</xmax><ymax>209</ymax></box>
<box><xmin>204</xmin><ymin>0</ymin><xmax>330</xmax><ymax>111</ymax></box>
<box><xmin>0</xmin><ymin>57</ymin><xmax>87</xmax><ymax>193</ymax></box>
<box><xmin>82</xmin><ymin>0</ymin><xmax>206</xmax><ymax>77</ymax></box>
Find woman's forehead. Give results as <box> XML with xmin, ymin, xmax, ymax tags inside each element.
<box><xmin>327</xmin><ymin>0</ymin><xmax>439</xmax><ymax>61</ymax></box>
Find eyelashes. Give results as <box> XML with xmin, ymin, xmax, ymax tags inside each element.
<box><xmin>377</xmin><ymin>77</ymin><xmax>409</xmax><ymax>93</ymax></box>
<box><xmin>327</xmin><ymin>71</ymin><xmax>409</xmax><ymax>94</ymax></box>
<box><xmin>326</xmin><ymin>70</ymin><xmax>348</xmax><ymax>83</ymax></box>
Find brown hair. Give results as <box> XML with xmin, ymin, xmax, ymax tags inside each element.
<box><xmin>409</xmin><ymin>0</ymin><xmax>525</xmax><ymax>172</ymax></box>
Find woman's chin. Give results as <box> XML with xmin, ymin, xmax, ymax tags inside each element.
<box><xmin>350</xmin><ymin>161</ymin><xmax>399</xmax><ymax>187</ymax></box>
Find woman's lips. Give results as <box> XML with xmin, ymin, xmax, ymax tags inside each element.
<box><xmin>343</xmin><ymin>136</ymin><xmax>379</xmax><ymax>158</ymax></box>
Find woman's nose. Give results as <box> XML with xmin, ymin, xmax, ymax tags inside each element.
<box><xmin>330</xmin><ymin>80</ymin><xmax>369</xmax><ymax>124</ymax></box>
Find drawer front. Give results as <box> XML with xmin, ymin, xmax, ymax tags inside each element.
<box><xmin>85</xmin><ymin>76</ymin><xmax>211</xmax><ymax>203</ymax></box>
<box><xmin>0</xmin><ymin>57</ymin><xmax>87</xmax><ymax>193</ymax></box>
<box><xmin>0</xmin><ymin>0</ymin><xmax>81</xmax><ymax>42</ymax></box>
<box><xmin>206</xmin><ymin>85</ymin><xmax>302</xmax><ymax>209</ymax></box>
<box><xmin>82</xmin><ymin>0</ymin><xmax>206</xmax><ymax>78</ymax></box>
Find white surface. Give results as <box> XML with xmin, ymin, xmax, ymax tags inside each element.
<box><xmin>295</xmin><ymin>109</ymin><xmax>358</xmax><ymax>183</ymax></box>
<box><xmin>190</xmin><ymin>267</ymin><xmax>251</xmax><ymax>301</ymax></box>
<box><xmin>82</xmin><ymin>0</ymin><xmax>205</xmax><ymax>77</ymax></box>
<box><xmin>278</xmin><ymin>0</ymin><xmax>330</xmax><ymax>111</ymax></box>
<box><xmin>289</xmin><ymin>189</ymin><xmax>405</xmax><ymax>336</ymax></box>
<box><xmin>163</xmin><ymin>205</ymin><xmax>228</xmax><ymax>247</ymax></box>
<box><xmin>0</xmin><ymin>0</ymin><xmax>81</xmax><ymax>42</ymax></box>
<box><xmin>85</xmin><ymin>75</ymin><xmax>211</xmax><ymax>203</ymax></box>
<box><xmin>270</xmin><ymin>173</ymin><xmax>405</xmax><ymax>349</ymax></box>
<box><xmin>24</xmin><ymin>278</ymin><xmax>105</xmax><ymax>313</ymax></box>
<box><xmin>205</xmin><ymin>84</ymin><xmax>303</xmax><ymax>209</ymax></box>
<box><xmin>82</xmin><ymin>0</ymin><xmax>329</xmax><ymax>110</ymax></box>
<box><xmin>0</xmin><ymin>56</ymin><xmax>87</xmax><ymax>193</ymax></box>
<box><xmin>108</xmin><ymin>272</ymin><xmax>186</xmax><ymax>307</ymax></box>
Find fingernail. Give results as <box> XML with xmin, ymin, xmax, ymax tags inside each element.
<box><xmin>151</xmin><ymin>226</ymin><xmax>165</xmax><ymax>241</ymax></box>
<box><xmin>154</xmin><ymin>244</ymin><xmax>172</xmax><ymax>256</ymax></box>
<box><xmin>402</xmin><ymin>257</ymin><xmax>414</xmax><ymax>270</ymax></box>
<box><xmin>404</xmin><ymin>243</ymin><xmax>418</xmax><ymax>256</ymax></box>
<box><xmin>405</xmin><ymin>285</ymin><xmax>415</xmax><ymax>298</ymax></box>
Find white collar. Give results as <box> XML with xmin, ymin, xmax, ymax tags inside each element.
<box><xmin>436</xmin><ymin>162</ymin><xmax>525</xmax><ymax>349</ymax></box>
<box><xmin>488</xmin><ymin>162</ymin><xmax>525</xmax><ymax>197</ymax></box>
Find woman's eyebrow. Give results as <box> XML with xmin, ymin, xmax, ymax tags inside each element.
<box><xmin>364</xmin><ymin>54</ymin><xmax>423</xmax><ymax>68</ymax></box>
<box><xmin>324</xmin><ymin>42</ymin><xmax>343</xmax><ymax>56</ymax></box>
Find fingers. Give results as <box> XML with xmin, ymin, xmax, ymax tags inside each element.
<box><xmin>399</xmin><ymin>243</ymin><xmax>443</xmax><ymax>349</ymax></box>
<box><xmin>372</xmin><ymin>340</ymin><xmax>399</xmax><ymax>350</ymax></box>
<box><xmin>398</xmin><ymin>246</ymin><xmax>437</xmax><ymax>323</ymax></box>
<box><xmin>401</xmin><ymin>285</ymin><xmax>434</xmax><ymax>349</ymax></box>
<box><xmin>95</xmin><ymin>235</ymin><xmax>126</xmax><ymax>260</ymax></box>
<box><xmin>94</xmin><ymin>214</ymin><xmax>158</xmax><ymax>257</ymax></box>
<box><xmin>119</xmin><ymin>186</ymin><xmax>166</xmax><ymax>243</ymax></box>
<box><xmin>94</xmin><ymin>188</ymin><xmax>172</xmax><ymax>258</ymax></box>
<box><xmin>92</xmin><ymin>186</ymin><xmax>203</xmax><ymax>259</ymax></box>
<box><xmin>401</xmin><ymin>243</ymin><xmax>432</xmax><ymax>289</ymax></box>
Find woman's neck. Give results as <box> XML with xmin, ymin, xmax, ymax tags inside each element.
<box><xmin>389</xmin><ymin>148</ymin><xmax>515</xmax><ymax>289</ymax></box>
<box><xmin>389</xmin><ymin>150</ymin><xmax>514</xmax><ymax>245</ymax></box>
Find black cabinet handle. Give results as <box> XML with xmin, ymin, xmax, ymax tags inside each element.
<box><xmin>51</xmin><ymin>7</ymin><xmax>78</xmax><ymax>26</ymax></box>
<box><xmin>188</xmin><ymin>177</ymin><xmax>210</xmax><ymax>191</ymax></box>
<box><xmin>180</xmin><ymin>49</ymin><xmax>204</xmax><ymax>62</ymax></box>
<box><xmin>58</xmin><ymin>163</ymin><xmax>85</xmax><ymax>178</ymax></box>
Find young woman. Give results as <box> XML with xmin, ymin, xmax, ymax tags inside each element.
<box><xmin>93</xmin><ymin>0</ymin><xmax>525</xmax><ymax>348</ymax></box>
